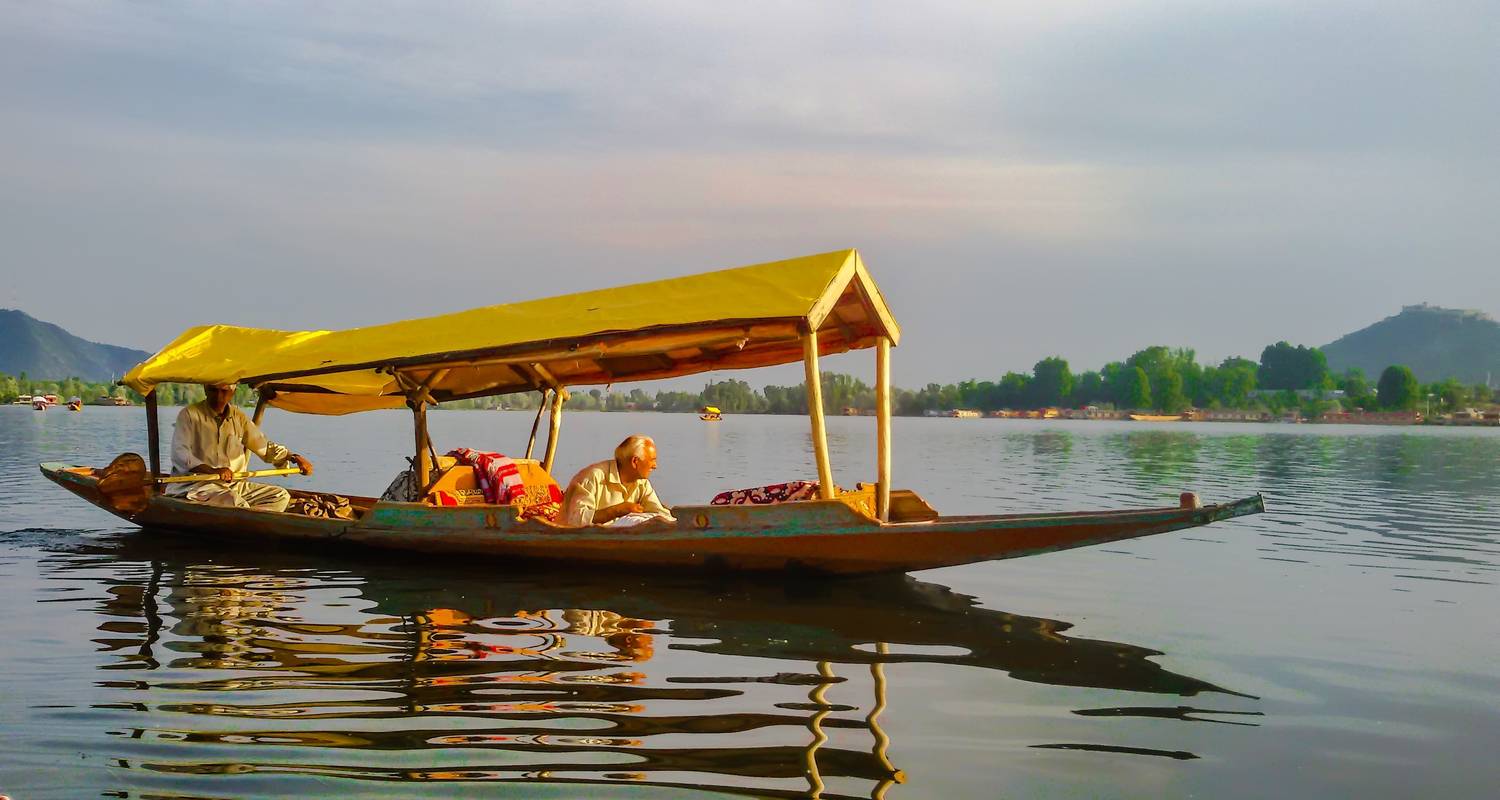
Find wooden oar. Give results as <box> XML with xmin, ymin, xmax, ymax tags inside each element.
<box><xmin>96</xmin><ymin>452</ymin><xmax>304</xmax><ymax>516</ymax></box>
<box><xmin>156</xmin><ymin>468</ymin><xmax>303</xmax><ymax>484</ymax></box>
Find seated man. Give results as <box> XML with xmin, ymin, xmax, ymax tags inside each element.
<box><xmin>562</xmin><ymin>435</ymin><xmax>673</xmax><ymax>526</ymax></box>
<box><xmin>169</xmin><ymin>382</ymin><xmax>313</xmax><ymax>512</ymax></box>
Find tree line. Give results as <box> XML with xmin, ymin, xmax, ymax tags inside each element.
<box><xmin>0</xmin><ymin>373</ymin><xmax>254</xmax><ymax>407</ymax></box>
<box><xmin>450</xmin><ymin>341</ymin><xmax>1493</xmax><ymax>417</ymax></box>
<box><xmin>6</xmin><ymin>340</ymin><xmax>1492</xmax><ymax>416</ymax></box>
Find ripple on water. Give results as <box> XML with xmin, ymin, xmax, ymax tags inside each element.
<box><xmin>2</xmin><ymin>412</ymin><xmax>1498</xmax><ymax>798</ymax></box>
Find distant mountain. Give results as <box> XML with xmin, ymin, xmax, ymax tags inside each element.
<box><xmin>0</xmin><ymin>309</ymin><xmax>151</xmax><ymax>382</ymax></box>
<box><xmin>1322</xmin><ymin>304</ymin><xmax>1500</xmax><ymax>385</ymax></box>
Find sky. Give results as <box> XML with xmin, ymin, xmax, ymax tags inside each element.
<box><xmin>2</xmin><ymin>0</ymin><xmax>1496</xmax><ymax>388</ymax></box>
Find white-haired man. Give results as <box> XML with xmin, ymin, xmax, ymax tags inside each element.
<box><xmin>169</xmin><ymin>382</ymin><xmax>313</xmax><ymax>513</ymax></box>
<box><xmin>561</xmin><ymin>434</ymin><xmax>673</xmax><ymax>526</ymax></box>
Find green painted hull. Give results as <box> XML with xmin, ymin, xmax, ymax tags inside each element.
<box><xmin>41</xmin><ymin>462</ymin><xmax>1265</xmax><ymax>575</ymax></box>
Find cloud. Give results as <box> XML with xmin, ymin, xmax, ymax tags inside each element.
<box><xmin>1</xmin><ymin>1</ymin><xmax>1496</xmax><ymax>383</ymax></box>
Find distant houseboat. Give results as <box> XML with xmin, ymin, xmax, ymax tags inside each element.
<box><xmin>1195</xmin><ymin>409</ymin><xmax>1272</xmax><ymax>423</ymax></box>
<box><xmin>1316</xmin><ymin>410</ymin><xmax>1421</xmax><ymax>426</ymax></box>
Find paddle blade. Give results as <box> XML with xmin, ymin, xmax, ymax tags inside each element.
<box><xmin>96</xmin><ymin>452</ymin><xmax>151</xmax><ymax>516</ymax></box>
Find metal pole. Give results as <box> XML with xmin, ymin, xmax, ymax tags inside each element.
<box><xmin>802</xmin><ymin>330</ymin><xmax>836</xmax><ymax>499</ymax></box>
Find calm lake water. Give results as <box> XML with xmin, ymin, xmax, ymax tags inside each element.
<box><xmin>2</xmin><ymin>405</ymin><xmax>1497</xmax><ymax>798</ymax></box>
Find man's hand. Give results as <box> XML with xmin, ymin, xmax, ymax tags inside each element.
<box><xmin>191</xmin><ymin>464</ymin><xmax>234</xmax><ymax>482</ymax></box>
<box><xmin>598</xmin><ymin>501</ymin><xmax>644</xmax><ymax>523</ymax></box>
<box><xmin>290</xmin><ymin>454</ymin><xmax>314</xmax><ymax>476</ymax></box>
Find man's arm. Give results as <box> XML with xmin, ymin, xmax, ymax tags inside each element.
<box><xmin>637</xmin><ymin>481</ymin><xmax>672</xmax><ymax>519</ymax></box>
<box><xmin>562</xmin><ymin>473</ymin><xmax>599</xmax><ymax>526</ymax></box>
<box><xmin>240</xmin><ymin>411</ymin><xmax>312</xmax><ymax>474</ymax></box>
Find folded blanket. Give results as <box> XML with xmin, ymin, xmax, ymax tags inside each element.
<box><xmin>446</xmin><ymin>448</ymin><xmax>526</xmax><ymax>505</ymax></box>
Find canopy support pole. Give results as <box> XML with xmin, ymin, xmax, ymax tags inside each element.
<box><xmin>397</xmin><ymin>368</ymin><xmax>450</xmax><ymax>494</ymax></box>
<box><xmin>802</xmin><ymin>330</ymin><xmax>836</xmax><ymax>499</ymax></box>
<box><xmin>875</xmin><ymin>336</ymin><xmax>892</xmax><ymax>521</ymax></box>
<box><xmin>524</xmin><ymin>390</ymin><xmax>547</xmax><ymax>460</ymax></box>
<box><xmin>251</xmin><ymin>393</ymin><xmax>268</xmax><ymax>426</ymax></box>
<box><xmin>542</xmin><ymin>387</ymin><xmax>565</xmax><ymax>475</ymax></box>
<box><xmin>145</xmin><ymin>390</ymin><xmax>161</xmax><ymax>489</ymax></box>
<box><xmin>413</xmin><ymin>400</ymin><xmax>431</xmax><ymax>492</ymax></box>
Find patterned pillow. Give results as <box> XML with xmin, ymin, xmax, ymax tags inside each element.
<box><xmin>710</xmin><ymin>481</ymin><xmax>838</xmax><ymax>505</ymax></box>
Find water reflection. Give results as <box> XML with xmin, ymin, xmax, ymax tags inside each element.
<box><xmin>1113</xmin><ymin>431</ymin><xmax>1202</xmax><ymax>487</ymax></box>
<box><xmin>51</xmin><ymin>531</ymin><xmax>1242</xmax><ymax>798</ymax></box>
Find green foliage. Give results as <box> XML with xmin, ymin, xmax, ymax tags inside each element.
<box><xmin>994</xmin><ymin>373</ymin><xmax>1029</xmax><ymax>409</ymax></box>
<box><xmin>701</xmin><ymin>379</ymin><xmax>765</xmax><ymax>413</ymax></box>
<box><xmin>1117</xmin><ymin>366</ymin><xmax>1152</xmax><ymax>409</ymax></box>
<box><xmin>1377</xmin><ymin>365</ymin><xmax>1420</xmax><ymax>410</ymax></box>
<box><xmin>1029</xmin><ymin>357</ymin><xmax>1072</xmax><ymax>407</ymax></box>
<box><xmin>1203</xmin><ymin>357</ymin><xmax>1258</xmax><ymax>408</ymax></box>
<box><xmin>1258</xmin><ymin>342</ymin><xmax>1331</xmax><ymax>390</ymax></box>
<box><xmin>1073</xmin><ymin>370</ymin><xmax>1104</xmax><ymax>405</ymax></box>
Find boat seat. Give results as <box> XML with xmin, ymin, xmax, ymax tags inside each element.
<box><xmin>887</xmin><ymin>489</ymin><xmax>940</xmax><ymax>522</ymax></box>
<box><xmin>851</xmin><ymin>483</ymin><xmax>940</xmax><ymax>522</ymax></box>
<box><xmin>424</xmin><ymin>459</ymin><xmax>563</xmax><ymax>516</ymax></box>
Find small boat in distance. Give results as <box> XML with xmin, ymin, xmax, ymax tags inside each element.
<box><xmin>699</xmin><ymin>405</ymin><xmax>723</xmax><ymax>421</ymax></box>
<box><xmin>42</xmin><ymin>249</ymin><xmax>1265</xmax><ymax>575</ymax></box>
<box><xmin>66</xmin><ymin>397</ymin><xmax>83</xmax><ymax>412</ymax></box>
<box><xmin>1129</xmin><ymin>413</ymin><xmax>1182</xmax><ymax>422</ymax></box>
<box><xmin>32</xmin><ymin>397</ymin><xmax>49</xmax><ymax>411</ymax></box>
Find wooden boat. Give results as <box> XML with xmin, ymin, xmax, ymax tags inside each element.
<box><xmin>699</xmin><ymin>405</ymin><xmax>723</xmax><ymax>421</ymax></box>
<box><xmin>41</xmin><ymin>249</ymin><xmax>1264</xmax><ymax>574</ymax></box>
<box><xmin>1129</xmin><ymin>413</ymin><xmax>1183</xmax><ymax>422</ymax></box>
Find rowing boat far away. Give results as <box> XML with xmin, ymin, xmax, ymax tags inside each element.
<box><xmin>41</xmin><ymin>249</ymin><xmax>1264</xmax><ymax>574</ymax></box>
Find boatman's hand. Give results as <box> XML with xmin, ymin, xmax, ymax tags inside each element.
<box><xmin>290</xmin><ymin>454</ymin><xmax>314</xmax><ymax>476</ymax></box>
<box><xmin>191</xmin><ymin>464</ymin><xmax>234</xmax><ymax>482</ymax></box>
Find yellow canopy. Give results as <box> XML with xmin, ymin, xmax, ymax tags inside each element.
<box><xmin>123</xmin><ymin>249</ymin><xmax>900</xmax><ymax>415</ymax></box>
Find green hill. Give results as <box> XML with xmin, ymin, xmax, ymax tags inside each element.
<box><xmin>1322</xmin><ymin>304</ymin><xmax>1500</xmax><ymax>385</ymax></box>
<box><xmin>0</xmin><ymin>309</ymin><xmax>151</xmax><ymax>382</ymax></box>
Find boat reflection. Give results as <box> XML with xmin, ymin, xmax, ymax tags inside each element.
<box><xmin>69</xmin><ymin>531</ymin><xmax>1243</xmax><ymax>799</ymax></box>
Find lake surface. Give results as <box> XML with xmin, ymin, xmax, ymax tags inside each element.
<box><xmin>2</xmin><ymin>405</ymin><xmax>1497</xmax><ymax>798</ymax></box>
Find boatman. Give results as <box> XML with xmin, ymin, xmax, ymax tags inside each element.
<box><xmin>561</xmin><ymin>434</ymin><xmax>673</xmax><ymax>526</ymax></box>
<box><xmin>169</xmin><ymin>382</ymin><xmax>313</xmax><ymax>513</ymax></box>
